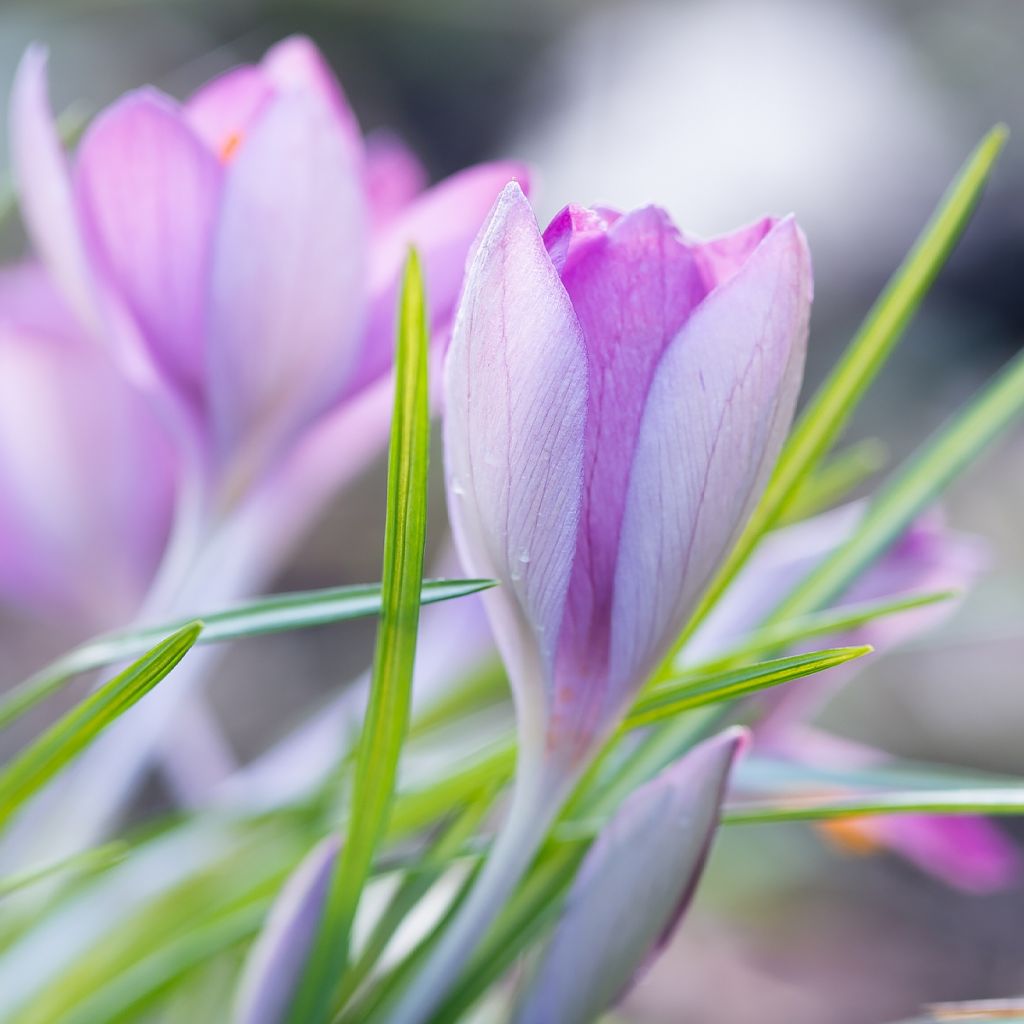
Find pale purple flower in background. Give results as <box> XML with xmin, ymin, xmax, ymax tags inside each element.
<box><xmin>393</xmin><ymin>183</ymin><xmax>811</xmax><ymax>1022</ymax></box>
<box><xmin>689</xmin><ymin>503</ymin><xmax>1018</xmax><ymax>891</ymax></box>
<box><xmin>514</xmin><ymin>728</ymin><xmax>747</xmax><ymax>1024</ymax></box>
<box><xmin>0</xmin><ymin>35</ymin><xmax>526</xmax><ymax>865</ymax></box>
<box><xmin>772</xmin><ymin>726</ymin><xmax>1019</xmax><ymax>893</ymax></box>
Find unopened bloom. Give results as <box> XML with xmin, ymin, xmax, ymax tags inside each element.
<box><xmin>394</xmin><ymin>184</ymin><xmax>811</xmax><ymax>1023</ymax></box>
<box><xmin>447</xmin><ymin>183</ymin><xmax>811</xmax><ymax>780</ymax></box>
<box><xmin>514</xmin><ymin>728</ymin><xmax>746</xmax><ymax>1024</ymax></box>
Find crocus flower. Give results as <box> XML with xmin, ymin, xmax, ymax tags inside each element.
<box><xmin>514</xmin><ymin>728</ymin><xmax>747</xmax><ymax>1024</ymax></box>
<box><xmin>393</xmin><ymin>183</ymin><xmax>811</xmax><ymax>1022</ymax></box>
<box><xmin>2</xmin><ymin>36</ymin><xmax>526</xmax><ymax>862</ymax></box>
<box><xmin>12</xmin><ymin>34</ymin><xmax>527</xmax><ymax>511</ymax></box>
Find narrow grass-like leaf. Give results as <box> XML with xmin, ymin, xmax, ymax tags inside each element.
<box><xmin>686</xmin><ymin>589</ymin><xmax>955</xmax><ymax>675</ymax></box>
<box><xmin>779</xmin><ymin>437</ymin><xmax>888</xmax><ymax>524</ymax></box>
<box><xmin>0</xmin><ymin>579</ymin><xmax>493</xmax><ymax>733</ymax></box>
<box><xmin>0</xmin><ymin>841</ymin><xmax>128</xmax><ymax>900</ymax></box>
<box><xmin>0</xmin><ymin>622</ymin><xmax>201</xmax><ymax>831</ymax></box>
<box><xmin>623</xmin><ymin>646</ymin><xmax>871</xmax><ymax>731</ymax></box>
<box><xmin>770</xmin><ymin>347</ymin><xmax>1024</xmax><ymax>622</ymax></box>
<box><xmin>666</xmin><ymin>126</ymin><xmax>1007</xmax><ymax>658</ymax></box>
<box><xmin>722</xmin><ymin>786</ymin><xmax>1024</xmax><ymax>825</ymax></box>
<box><xmin>287</xmin><ymin>250</ymin><xmax>431</xmax><ymax>1022</ymax></box>
<box><xmin>335</xmin><ymin>789</ymin><xmax>496</xmax><ymax>1013</ymax></box>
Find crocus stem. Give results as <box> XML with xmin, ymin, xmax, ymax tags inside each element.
<box><xmin>387</xmin><ymin>755</ymin><xmax>570</xmax><ymax>1024</ymax></box>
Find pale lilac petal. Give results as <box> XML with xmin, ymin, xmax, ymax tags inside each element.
<box><xmin>207</xmin><ymin>88</ymin><xmax>367</xmax><ymax>479</ymax></box>
<box><xmin>515</xmin><ymin>729</ymin><xmax>747</xmax><ymax>1024</ymax></box>
<box><xmin>608</xmin><ymin>217</ymin><xmax>811</xmax><ymax>725</ymax></box>
<box><xmin>444</xmin><ymin>181</ymin><xmax>586</xmax><ymax>751</ymax></box>
<box><xmin>0</xmin><ymin>268</ymin><xmax>176</xmax><ymax>625</ymax></box>
<box><xmin>232</xmin><ymin>835</ymin><xmax>340</xmax><ymax>1024</ymax></box>
<box><xmin>347</xmin><ymin>162</ymin><xmax>530</xmax><ymax>397</ymax></box>
<box><xmin>260</xmin><ymin>35</ymin><xmax>360</xmax><ymax>142</ymax></box>
<box><xmin>9</xmin><ymin>46</ymin><xmax>102</xmax><ymax>336</ymax></box>
<box><xmin>183</xmin><ymin>65</ymin><xmax>274</xmax><ymax>158</ymax></box>
<box><xmin>364</xmin><ymin>130</ymin><xmax>428</xmax><ymax>227</ymax></box>
<box><xmin>74</xmin><ymin>89</ymin><xmax>223</xmax><ymax>407</ymax></box>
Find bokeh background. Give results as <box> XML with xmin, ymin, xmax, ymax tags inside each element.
<box><xmin>1</xmin><ymin>1</ymin><xmax>1023</xmax><ymax>1021</ymax></box>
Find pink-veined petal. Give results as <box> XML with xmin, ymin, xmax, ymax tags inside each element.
<box><xmin>608</xmin><ymin>216</ymin><xmax>811</xmax><ymax>724</ymax></box>
<box><xmin>74</xmin><ymin>88</ymin><xmax>223</xmax><ymax>408</ymax></box>
<box><xmin>444</xmin><ymin>180</ymin><xmax>586</xmax><ymax>753</ymax></box>
<box><xmin>515</xmin><ymin>728</ymin><xmax>747</xmax><ymax>1024</ymax></box>
<box><xmin>206</xmin><ymin>88</ymin><xmax>367</xmax><ymax>482</ymax></box>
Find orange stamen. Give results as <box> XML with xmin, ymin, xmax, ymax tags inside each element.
<box><xmin>816</xmin><ymin>817</ymin><xmax>883</xmax><ymax>856</ymax></box>
<box><xmin>219</xmin><ymin>130</ymin><xmax>244</xmax><ymax>163</ymax></box>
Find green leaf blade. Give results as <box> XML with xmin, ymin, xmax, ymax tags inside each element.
<box><xmin>624</xmin><ymin>646</ymin><xmax>871</xmax><ymax>731</ymax></box>
<box><xmin>0</xmin><ymin>578</ymin><xmax>494</xmax><ymax>733</ymax></box>
<box><xmin>287</xmin><ymin>249</ymin><xmax>431</xmax><ymax>1022</ymax></box>
<box><xmin>667</xmin><ymin>126</ymin><xmax>1008</xmax><ymax>658</ymax></box>
<box><xmin>0</xmin><ymin>622</ymin><xmax>201</xmax><ymax>831</ymax></box>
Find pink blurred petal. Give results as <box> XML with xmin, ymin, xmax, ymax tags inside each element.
<box><xmin>74</xmin><ymin>89</ymin><xmax>223</xmax><ymax>408</ymax></box>
<box><xmin>0</xmin><ymin>267</ymin><xmax>176</xmax><ymax>625</ymax></box>
<box><xmin>183</xmin><ymin>65</ymin><xmax>274</xmax><ymax>157</ymax></box>
<box><xmin>260</xmin><ymin>35</ymin><xmax>360</xmax><ymax>142</ymax></box>
<box><xmin>207</xmin><ymin>88</ymin><xmax>367</xmax><ymax>482</ymax></box>
<box><xmin>364</xmin><ymin>130</ymin><xmax>428</xmax><ymax>227</ymax></box>
<box><xmin>869</xmin><ymin>814</ymin><xmax>1019</xmax><ymax>893</ymax></box>
<box><xmin>347</xmin><ymin>161</ymin><xmax>530</xmax><ymax>397</ymax></box>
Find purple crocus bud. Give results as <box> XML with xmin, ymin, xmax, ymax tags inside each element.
<box><xmin>393</xmin><ymin>184</ymin><xmax>810</xmax><ymax>1024</ymax></box>
<box><xmin>0</xmin><ymin>265</ymin><xmax>175</xmax><ymax>628</ymax></box>
<box><xmin>10</xmin><ymin>37</ymin><xmax>527</xmax><ymax>501</ymax></box>
<box><xmin>446</xmin><ymin>183</ymin><xmax>811</xmax><ymax>780</ymax></box>
<box><xmin>515</xmin><ymin>728</ymin><xmax>747</xmax><ymax>1024</ymax></box>
<box><xmin>232</xmin><ymin>835</ymin><xmax>340</xmax><ymax>1024</ymax></box>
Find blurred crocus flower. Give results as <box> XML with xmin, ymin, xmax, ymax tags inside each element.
<box><xmin>394</xmin><ymin>183</ymin><xmax>811</xmax><ymax>1022</ymax></box>
<box><xmin>514</xmin><ymin>728</ymin><xmax>747</xmax><ymax>1024</ymax></box>
<box><xmin>0</xmin><ymin>36</ymin><xmax>525</xmax><ymax>862</ymax></box>
<box><xmin>11</xmin><ymin>35</ymin><xmax>526</xmax><ymax>505</ymax></box>
<box><xmin>692</xmin><ymin>503</ymin><xmax>1018</xmax><ymax>891</ymax></box>
<box><xmin>780</xmin><ymin>726</ymin><xmax>1019</xmax><ymax>893</ymax></box>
